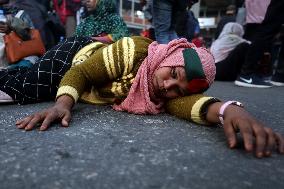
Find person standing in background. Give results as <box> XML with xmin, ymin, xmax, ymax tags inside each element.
<box><xmin>235</xmin><ymin>0</ymin><xmax>284</xmax><ymax>88</ymax></box>
<box><xmin>215</xmin><ymin>5</ymin><xmax>236</xmax><ymax>39</ymax></box>
<box><xmin>241</xmin><ymin>0</ymin><xmax>272</xmax><ymax>79</ymax></box>
<box><xmin>175</xmin><ymin>9</ymin><xmax>200</xmax><ymax>43</ymax></box>
<box><xmin>152</xmin><ymin>0</ymin><xmax>198</xmax><ymax>44</ymax></box>
<box><xmin>243</xmin><ymin>0</ymin><xmax>271</xmax><ymax>41</ymax></box>
<box><xmin>140</xmin><ymin>0</ymin><xmax>155</xmax><ymax>40</ymax></box>
<box><xmin>53</xmin><ymin>0</ymin><xmax>81</xmax><ymax>38</ymax></box>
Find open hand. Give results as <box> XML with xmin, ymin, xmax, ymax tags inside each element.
<box><xmin>16</xmin><ymin>95</ymin><xmax>74</xmax><ymax>131</ymax></box>
<box><xmin>16</xmin><ymin>104</ymin><xmax>71</xmax><ymax>131</ymax></box>
<box><xmin>223</xmin><ymin>105</ymin><xmax>284</xmax><ymax>158</ymax></box>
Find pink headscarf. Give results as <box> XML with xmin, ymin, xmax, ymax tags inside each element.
<box><xmin>113</xmin><ymin>38</ymin><xmax>215</xmax><ymax>114</ymax></box>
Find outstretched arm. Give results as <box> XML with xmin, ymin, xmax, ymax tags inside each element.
<box><xmin>165</xmin><ymin>95</ymin><xmax>284</xmax><ymax>158</ymax></box>
<box><xmin>16</xmin><ymin>40</ymin><xmax>112</xmax><ymax>131</ymax></box>
<box><xmin>16</xmin><ymin>36</ymin><xmax>151</xmax><ymax>131</ymax></box>
<box><xmin>206</xmin><ymin>102</ymin><xmax>284</xmax><ymax>158</ymax></box>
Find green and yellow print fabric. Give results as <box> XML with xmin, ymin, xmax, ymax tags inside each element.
<box><xmin>75</xmin><ymin>0</ymin><xmax>129</xmax><ymax>41</ymax></box>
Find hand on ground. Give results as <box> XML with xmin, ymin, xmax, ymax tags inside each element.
<box><xmin>223</xmin><ymin>105</ymin><xmax>284</xmax><ymax>158</ymax></box>
<box><xmin>16</xmin><ymin>105</ymin><xmax>71</xmax><ymax>131</ymax></box>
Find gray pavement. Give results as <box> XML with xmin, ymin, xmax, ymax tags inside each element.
<box><xmin>0</xmin><ymin>81</ymin><xmax>284</xmax><ymax>189</ymax></box>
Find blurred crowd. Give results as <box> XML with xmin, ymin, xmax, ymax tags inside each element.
<box><xmin>0</xmin><ymin>0</ymin><xmax>129</xmax><ymax>68</ymax></box>
<box><xmin>140</xmin><ymin>0</ymin><xmax>283</xmax><ymax>88</ymax></box>
<box><xmin>0</xmin><ymin>0</ymin><xmax>283</xmax><ymax>88</ymax></box>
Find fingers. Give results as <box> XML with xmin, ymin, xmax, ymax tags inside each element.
<box><xmin>61</xmin><ymin>111</ymin><xmax>71</xmax><ymax>127</ymax></box>
<box><xmin>223</xmin><ymin>121</ymin><xmax>237</xmax><ymax>149</ymax></box>
<box><xmin>16</xmin><ymin>116</ymin><xmax>33</xmax><ymax>129</ymax></box>
<box><xmin>39</xmin><ymin>113</ymin><xmax>58</xmax><ymax>131</ymax></box>
<box><xmin>238</xmin><ymin>122</ymin><xmax>253</xmax><ymax>152</ymax></box>
<box><xmin>275</xmin><ymin>133</ymin><xmax>284</xmax><ymax>154</ymax></box>
<box><xmin>252</xmin><ymin>124</ymin><xmax>283</xmax><ymax>158</ymax></box>
<box><xmin>252</xmin><ymin>125</ymin><xmax>267</xmax><ymax>158</ymax></box>
<box><xmin>263</xmin><ymin>127</ymin><xmax>276</xmax><ymax>157</ymax></box>
<box><xmin>16</xmin><ymin>110</ymin><xmax>54</xmax><ymax>131</ymax></box>
<box><xmin>224</xmin><ymin>115</ymin><xmax>284</xmax><ymax>158</ymax></box>
<box><xmin>40</xmin><ymin>110</ymin><xmax>71</xmax><ymax>130</ymax></box>
<box><xmin>16</xmin><ymin>113</ymin><xmax>46</xmax><ymax>131</ymax></box>
<box><xmin>16</xmin><ymin>108</ymin><xmax>72</xmax><ymax>131</ymax></box>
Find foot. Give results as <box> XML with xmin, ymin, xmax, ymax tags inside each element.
<box><xmin>0</xmin><ymin>90</ymin><xmax>14</xmax><ymax>103</ymax></box>
<box><xmin>234</xmin><ymin>74</ymin><xmax>273</xmax><ymax>88</ymax></box>
<box><xmin>270</xmin><ymin>74</ymin><xmax>284</xmax><ymax>86</ymax></box>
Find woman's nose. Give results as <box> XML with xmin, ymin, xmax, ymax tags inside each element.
<box><xmin>163</xmin><ymin>79</ymin><xmax>176</xmax><ymax>90</ymax></box>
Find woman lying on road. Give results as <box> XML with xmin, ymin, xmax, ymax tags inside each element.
<box><xmin>0</xmin><ymin>36</ymin><xmax>283</xmax><ymax>158</ymax></box>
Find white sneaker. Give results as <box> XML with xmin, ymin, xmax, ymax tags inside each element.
<box><xmin>0</xmin><ymin>90</ymin><xmax>14</xmax><ymax>103</ymax></box>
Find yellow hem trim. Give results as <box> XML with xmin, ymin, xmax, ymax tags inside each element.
<box><xmin>191</xmin><ymin>97</ymin><xmax>214</xmax><ymax>125</ymax></box>
<box><xmin>56</xmin><ymin>86</ymin><xmax>79</xmax><ymax>102</ymax></box>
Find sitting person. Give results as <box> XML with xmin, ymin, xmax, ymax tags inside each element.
<box><xmin>215</xmin><ymin>5</ymin><xmax>236</xmax><ymax>39</ymax></box>
<box><xmin>0</xmin><ymin>36</ymin><xmax>283</xmax><ymax>158</ymax></box>
<box><xmin>0</xmin><ymin>0</ymin><xmax>38</xmax><ymax>67</ymax></box>
<box><xmin>75</xmin><ymin>0</ymin><xmax>129</xmax><ymax>43</ymax></box>
<box><xmin>210</xmin><ymin>22</ymin><xmax>250</xmax><ymax>81</ymax></box>
<box><xmin>0</xmin><ymin>0</ymin><xmax>39</xmax><ymax>68</ymax></box>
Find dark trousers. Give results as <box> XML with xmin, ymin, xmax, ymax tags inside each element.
<box><xmin>274</xmin><ymin>35</ymin><xmax>284</xmax><ymax>76</ymax></box>
<box><xmin>215</xmin><ymin>42</ymin><xmax>250</xmax><ymax>81</ymax></box>
<box><xmin>240</xmin><ymin>0</ymin><xmax>284</xmax><ymax>75</ymax></box>
<box><xmin>0</xmin><ymin>36</ymin><xmax>92</xmax><ymax>104</ymax></box>
<box><xmin>243</xmin><ymin>23</ymin><xmax>262</xmax><ymax>42</ymax></box>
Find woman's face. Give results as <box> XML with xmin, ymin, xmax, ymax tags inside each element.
<box><xmin>152</xmin><ymin>66</ymin><xmax>189</xmax><ymax>99</ymax></box>
<box><xmin>82</xmin><ymin>0</ymin><xmax>98</xmax><ymax>12</ymax></box>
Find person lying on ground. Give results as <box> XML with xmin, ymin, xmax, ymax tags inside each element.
<box><xmin>0</xmin><ymin>36</ymin><xmax>283</xmax><ymax>158</ymax></box>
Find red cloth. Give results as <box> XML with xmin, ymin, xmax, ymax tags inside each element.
<box><xmin>53</xmin><ymin>0</ymin><xmax>79</xmax><ymax>25</ymax></box>
<box><xmin>191</xmin><ymin>37</ymin><xmax>205</xmax><ymax>47</ymax></box>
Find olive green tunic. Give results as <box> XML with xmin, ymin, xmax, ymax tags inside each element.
<box><xmin>57</xmin><ymin>36</ymin><xmax>217</xmax><ymax>125</ymax></box>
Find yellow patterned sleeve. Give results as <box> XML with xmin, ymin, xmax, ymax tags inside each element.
<box><xmin>165</xmin><ymin>94</ymin><xmax>218</xmax><ymax>125</ymax></box>
<box><xmin>56</xmin><ymin>46</ymin><xmax>111</xmax><ymax>102</ymax></box>
<box><xmin>56</xmin><ymin>36</ymin><xmax>151</xmax><ymax>103</ymax></box>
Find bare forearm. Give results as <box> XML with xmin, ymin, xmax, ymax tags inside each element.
<box><xmin>205</xmin><ymin>102</ymin><xmax>223</xmax><ymax>124</ymax></box>
<box><xmin>206</xmin><ymin>102</ymin><xmax>246</xmax><ymax>124</ymax></box>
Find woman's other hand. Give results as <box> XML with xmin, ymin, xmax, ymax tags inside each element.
<box><xmin>207</xmin><ymin>102</ymin><xmax>284</xmax><ymax>158</ymax></box>
<box><xmin>16</xmin><ymin>95</ymin><xmax>74</xmax><ymax>131</ymax></box>
<box><xmin>91</xmin><ymin>36</ymin><xmax>113</xmax><ymax>44</ymax></box>
<box><xmin>223</xmin><ymin>105</ymin><xmax>284</xmax><ymax>158</ymax></box>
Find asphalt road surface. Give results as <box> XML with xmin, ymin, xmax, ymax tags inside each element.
<box><xmin>1</xmin><ymin>81</ymin><xmax>284</xmax><ymax>189</ymax></box>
